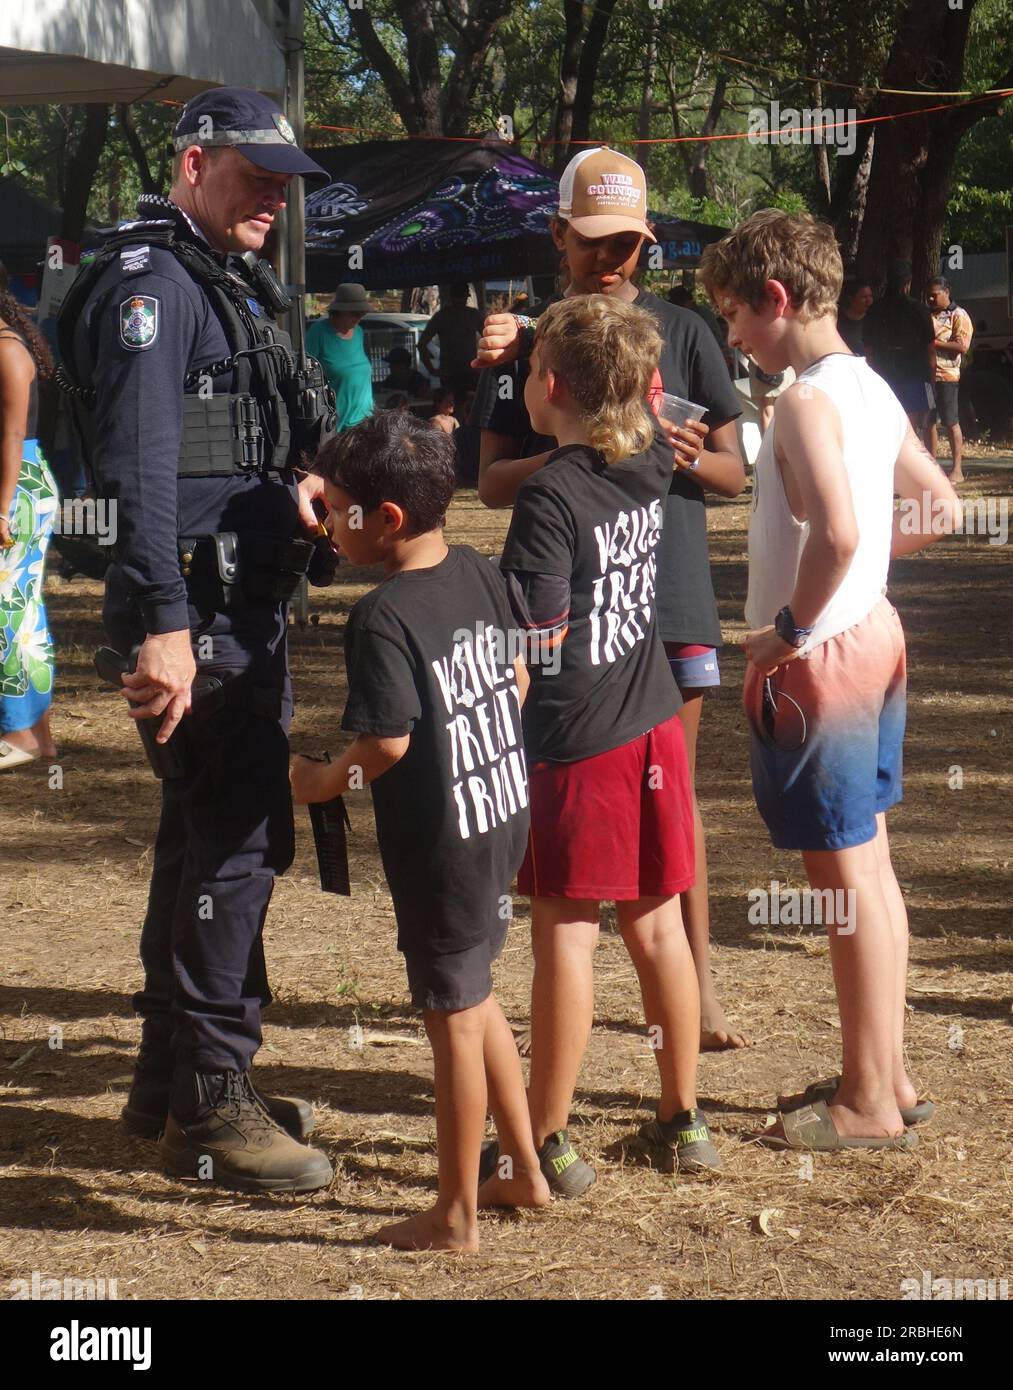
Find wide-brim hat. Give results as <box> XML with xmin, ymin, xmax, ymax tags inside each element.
<box><xmin>174</xmin><ymin>87</ymin><xmax>330</xmax><ymax>183</ymax></box>
<box><xmin>326</xmin><ymin>284</ymin><xmax>372</xmax><ymax>315</ymax></box>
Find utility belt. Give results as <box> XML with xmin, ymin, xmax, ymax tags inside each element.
<box><xmin>178</xmin><ymin>391</ymin><xmax>290</xmax><ymax>477</ymax></box>
<box><xmin>179</xmin><ymin>530</ymin><xmax>317</xmax><ymax>608</ymax></box>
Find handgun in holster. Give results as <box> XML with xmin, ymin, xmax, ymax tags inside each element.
<box><xmin>93</xmin><ymin>646</ymin><xmax>224</xmax><ymax>780</ymax></box>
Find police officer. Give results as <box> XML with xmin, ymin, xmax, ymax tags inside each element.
<box><xmin>60</xmin><ymin>89</ymin><xmax>336</xmax><ymax>1192</ymax></box>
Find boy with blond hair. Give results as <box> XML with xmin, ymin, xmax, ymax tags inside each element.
<box><xmin>700</xmin><ymin>211</ymin><xmax>960</xmax><ymax>1149</ymax></box>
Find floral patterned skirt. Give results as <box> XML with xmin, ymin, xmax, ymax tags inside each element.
<box><xmin>0</xmin><ymin>439</ymin><xmax>58</xmax><ymax>734</ymax></box>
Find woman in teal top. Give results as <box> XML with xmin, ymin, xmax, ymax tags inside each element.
<box><xmin>306</xmin><ymin>283</ymin><xmax>374</xmax><ymax>430</ymax></box>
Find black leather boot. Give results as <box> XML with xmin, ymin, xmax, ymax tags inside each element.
<box><xmin>159</xmin><ymin>1068</ymin><xmax>333</xmax><ymax>1194</ymax></box>
<box><xmin>121</xmin><ymin>1021</ymin><xmax>315</xmax><ymax>1142</ymax></box>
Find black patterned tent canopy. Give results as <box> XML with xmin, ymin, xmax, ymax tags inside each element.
<box><xmin>304</xmin><ymin>138</ymin><xmax>560</xmax><ymax>290</ymax></box>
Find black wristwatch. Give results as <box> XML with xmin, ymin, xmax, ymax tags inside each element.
<box><xmin>774</xmin><ymin>605</ymin><xmax>814</xmax><ymax>649</ymax></box>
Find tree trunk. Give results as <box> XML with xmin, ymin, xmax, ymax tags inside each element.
<box><xmin>811</xmin><ymin>81</ymin><xmax>832</xmax><ymax>216</ymax></box>
<box><xmin>689</xmin><ymin>71</ymin><xmax>727</xmax><ymax>201</ymax></box>
<box><xmin>845</xmin><ymin>0</ymin><xmax>1010</xmax><ymax>290</ymax></box>
<box><xmin>117</xmin><ymin>104</ymin><xmax>158</xmax><ymax>194</ymax></box>
<box><xmin>567</xmin><ymin>0</ymin><xmax>618</xmax><ymax>162</ymax></box>
<box><xmin>551</xmin><ymin>0</ymin><xmax>586</xmax><ymax>174</ymax></box>
<box><xmin>635</xmin><ymin>18</ymin><xmax>660</xmax><ymax>181</ymax></box>
<box><xmin>61</xmin><ymin>105</ymin><xmax>109</xmax><ymax>241</ymax></box>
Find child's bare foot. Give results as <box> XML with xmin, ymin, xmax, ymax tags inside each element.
<box><xmin>950</xmin><ymin>470</ymin><xmax>964</xmax><ymax>484</ymax></box>
<box><xmin>700</xmin><ymin>996</ymin><xmax>750</xmax><ymax>1050</ymax></box>
<box><xmin>478</xmin><ymin>1160</ymin><xmax>550</xmax><ymax>1210</ymax></box>
<box><xmin>513</xmin><ymin>1025</ymin><xmax>532</xmax><ymax>1057</ymax></box>
<box><xmin>374</xmin><ymin>1206</ymin><xmax>478</xmax><ymax>1252</ymax></box>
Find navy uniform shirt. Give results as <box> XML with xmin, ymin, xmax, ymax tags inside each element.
<box><xmin>73</xmin><ymin>200</ymin><xmax>300</xmax><ymax>636</ymax></box>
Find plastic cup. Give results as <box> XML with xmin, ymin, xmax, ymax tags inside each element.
<box><xmin>658</xmin><ymin>392</ymin><xmax>707</xmax><ymax>428</ymax></box>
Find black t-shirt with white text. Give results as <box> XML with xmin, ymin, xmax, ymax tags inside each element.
<box><xmin>470</xmin><ymin>288</ymin><xmax>742</xmax><ymax>646</ymax></box>
<box><xmin>500</xmin><ymin>435</ymin><xmax>681</xmax><ymax>764</ymax></box>
<box><xmin>341</xmin><ymin>545</ymin><xmax>529</xmax><ymax>955</ymax></box>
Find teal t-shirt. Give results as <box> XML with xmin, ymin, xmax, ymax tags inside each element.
<box><xmin>306</xmin><ymin>319</ymin><xmax>374</xmax><ymax>430</ymax></box>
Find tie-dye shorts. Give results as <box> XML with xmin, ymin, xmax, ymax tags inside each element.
<box><xmin>743</xmin><ymin>597</ymin><xmax>906</xmax><ymax>851</ymax></box>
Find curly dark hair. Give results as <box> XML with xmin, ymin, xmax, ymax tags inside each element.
<box><xmin>0</xmin><ymin>260</ymin><xmax>54</xmax><ymax>383</ymax></box>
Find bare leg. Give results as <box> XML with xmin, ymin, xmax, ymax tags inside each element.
<box><xmin>948</xmin><ymin>423</ymin><xmax>964</xmax><ymax>482</ymax></box>
<box><xmin>0</xmin><ymin>710</ymin><xmax>55</xmax><ymax>759</ymax></box>
<box><xmin>526</xmin><ymin>899</ymin><xmax>599</xmax><ymax>1149</ymax></box>
<box><xmin>927</xmin><ymin>420</ymin><xmax>939</xmax><ymax>458</ymax></box>
<box><xmin>674</xmin><ymin>687</ymin><xmax>748</xmax><ymax>1050</ymax></box>
<box><xmin>798</xmin><ymin>837</ymin><xmax>905</xmax><ymax>1138</ymax></box>
<box><xmin>376</xmin><ymin>1002</ymin><xmax>487</xmax><ymax>1251</ymax></box>
<box><xmin>477</xmin><ymin>995</ymin><xmax>550</xmax><ymax>1210</ymax></box>
<box><xmin>617</xmin><ymin>896</ymin><xmax>700</xmax><ymax>1119</ymax></box>
<box><xmin>33</xmin><ymin>711</ymin><xmax>56</xmax><ymax>759</ymax></box>
<box><xmin>870</xmin><ymin>814</ymin><xmax>918</xmax><ymax>1110</ymax></box>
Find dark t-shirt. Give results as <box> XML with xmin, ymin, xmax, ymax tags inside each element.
<box><xmin>500</xmin><ymin>436</ymin><xmax>681</xmax><ymax>764</ymax></box>
<box><xmin>864</xmin><ymin>296</ymin><xmax>934</xmax><ymax>386</ymax></box>
<box><xmin>471</xmin><ymin>288</ymin><xmax>742</xmax><ymax>646</ymax></box>
<box><xmin>836</xmin><ymin>311</ymin><xmax>865</xmax><ymax>355</ymax></box>
<box><xmin>423</xmin><ymin>304</ymin><xmax>484</xmax><ymax>378</ymax></box>
<box><xmin>341</xmin><ymin>545</ymin><xmax>529</xmax><ymax>955</ymax></box>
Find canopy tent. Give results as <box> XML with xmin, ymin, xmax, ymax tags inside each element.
<box><xmin>0</xmin><ymin>0</ymin><xmax>285</xmax><ymax>103</ymax></box>
<box><xmin>304</xmin><ymin>139</ymin><xmax>560</xmax><ymax>291</ymax></box>
<box><xmin>644</xmin><ymin>216</ymin><xmax>729</xmax><ymax>269</ymax></box>
<box><xmin>0</xmin><ymin>178</ymin><xmax>71</xmax><ymax>275</ymax></box>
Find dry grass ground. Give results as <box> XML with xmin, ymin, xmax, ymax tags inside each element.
<box><xmin>1</xmin><ymin>461</ymin><xmax>1010</xmax><ymax>1301</ymax></box>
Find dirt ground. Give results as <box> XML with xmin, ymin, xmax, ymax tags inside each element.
<box><xmin>1</xmin><ymin>458</ymin><xmax>1010</xmax><ymax>1302</ymax></box>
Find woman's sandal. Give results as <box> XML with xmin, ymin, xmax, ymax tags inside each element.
<box><xmin>0</xmin><ymin>739</ymin><xmax>37</xmax><ymax>772</ymax></box>
<box><xmin>777</xmin><ymin>1075</ymin><xmax>935</xmax><ymax>1126</ymax></box>
<box><xmin>757</xmin><ymin>1099</ymin><xmax>919</xmax><ymax>1151</ymax></box>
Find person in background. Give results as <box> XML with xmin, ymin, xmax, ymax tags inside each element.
<box><xmin>428</xmin><ymin>386</ymin><xmax>458</xmax><ymax>436</ymax></box>
<box><xmin>668</xmin><ymin>284</ymin><xmax>733</xmax><ymax>374</ymax></box>
<box><xmin>306</xmin><ymin>283</ymin><xmax>374</xmax><ymax>430</ymax></box>
<box><xmin>0</xmin><ymin>260</ymin><xmax>59</xmax><ymax>772</ymax></box>
<box><xmin>836</xmin><ymin>277</ymin><xmax>874</xmax><ymax>355</ymax></box>
<box><xmin>379</xmin><ymin>346</ymin><xmax>427</xmax><ymax>398</ymax></box>
<box><xmin>864</xmin><ymin>261</ymin><xmax>936</xmax><ymax>435</ymax></box>
<box><xmin>419</xmin><ymin>282</ymin><xmax>483</xmax><ymax>397</ymax></box>
<box><xmin>926</xmin><ymin>277</ymin><xmax>973</xmax><ymax>484</ymax></box>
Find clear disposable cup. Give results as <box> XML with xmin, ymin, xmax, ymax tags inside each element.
<box><xmin>658</xmin><ymin>392</ymin><xmax>707</xmax><ymax>428</ymax></box>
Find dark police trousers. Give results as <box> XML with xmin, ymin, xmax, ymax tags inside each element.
<box><xmin>105</xmin><ymin>578</ymin><xmax>295</xmax><ymax>1073</ymax></box>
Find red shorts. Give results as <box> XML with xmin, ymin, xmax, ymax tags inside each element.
<box><xmin>518</xmin><ymin>715</ymin><xmax>695</xmax><ymax>900</ymax></box>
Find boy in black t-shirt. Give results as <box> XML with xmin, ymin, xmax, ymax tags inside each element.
<box><xmin>290</xmin><ymin>412</ymin><xmax>549</xmax><ymax>1250</ymax></box>
<box><xmin>500</xmin><ymin>296</ymin><xmax>723</xmax><ymax>1189</ymax></box>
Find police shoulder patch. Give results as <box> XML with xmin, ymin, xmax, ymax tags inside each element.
<box><xmin>119</xmin><ymin>294</ymin><xmax>159</xmax><ymax>350</ymax></box>
<box><xmin>120</xmin><ymin>244</ymin><xmax>151</xmax><ymax>276</ymax></box>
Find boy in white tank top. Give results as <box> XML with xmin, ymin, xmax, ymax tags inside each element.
<box><xmin>700</xmin><ymin>211</ymin><xmax>961</xmax><ymax>1152</ymax></box>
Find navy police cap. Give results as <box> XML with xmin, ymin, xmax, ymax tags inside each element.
<box><xmin>173</xmin><ymin>87</ymin><xmax>329</xmax><ymax>182</ymax></box>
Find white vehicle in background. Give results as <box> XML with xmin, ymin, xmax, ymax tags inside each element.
<box><xmin>358</xmin><ymin>312</ymin><xmax>440</xmax><ymax>395</ymax></box>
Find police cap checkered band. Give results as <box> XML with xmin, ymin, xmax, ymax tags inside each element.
<box><xmin>173</xmin><ymin>87</ymin><xmax>329</xmax><ymax>182</ymax></box>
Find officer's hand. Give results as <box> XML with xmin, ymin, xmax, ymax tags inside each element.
<box><xmin>472</xmin><ymin>313</ymin><xmax>521</xmax><ymax>369</ymax></box>
<box><xmin>295</xmin><ymin>471</ymin><xmax>328</xmax><ymax>536</ymax></box>
<box><xmin>120</xmin><ymin>630</ymin><xmax>197</xmax><ymax>743</ymax></box>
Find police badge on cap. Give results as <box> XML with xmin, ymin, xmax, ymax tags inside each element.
<box><xmin>173</xmin><ymin>88</ymin><xmax>329</xmax><ymax>182</ymax></box>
